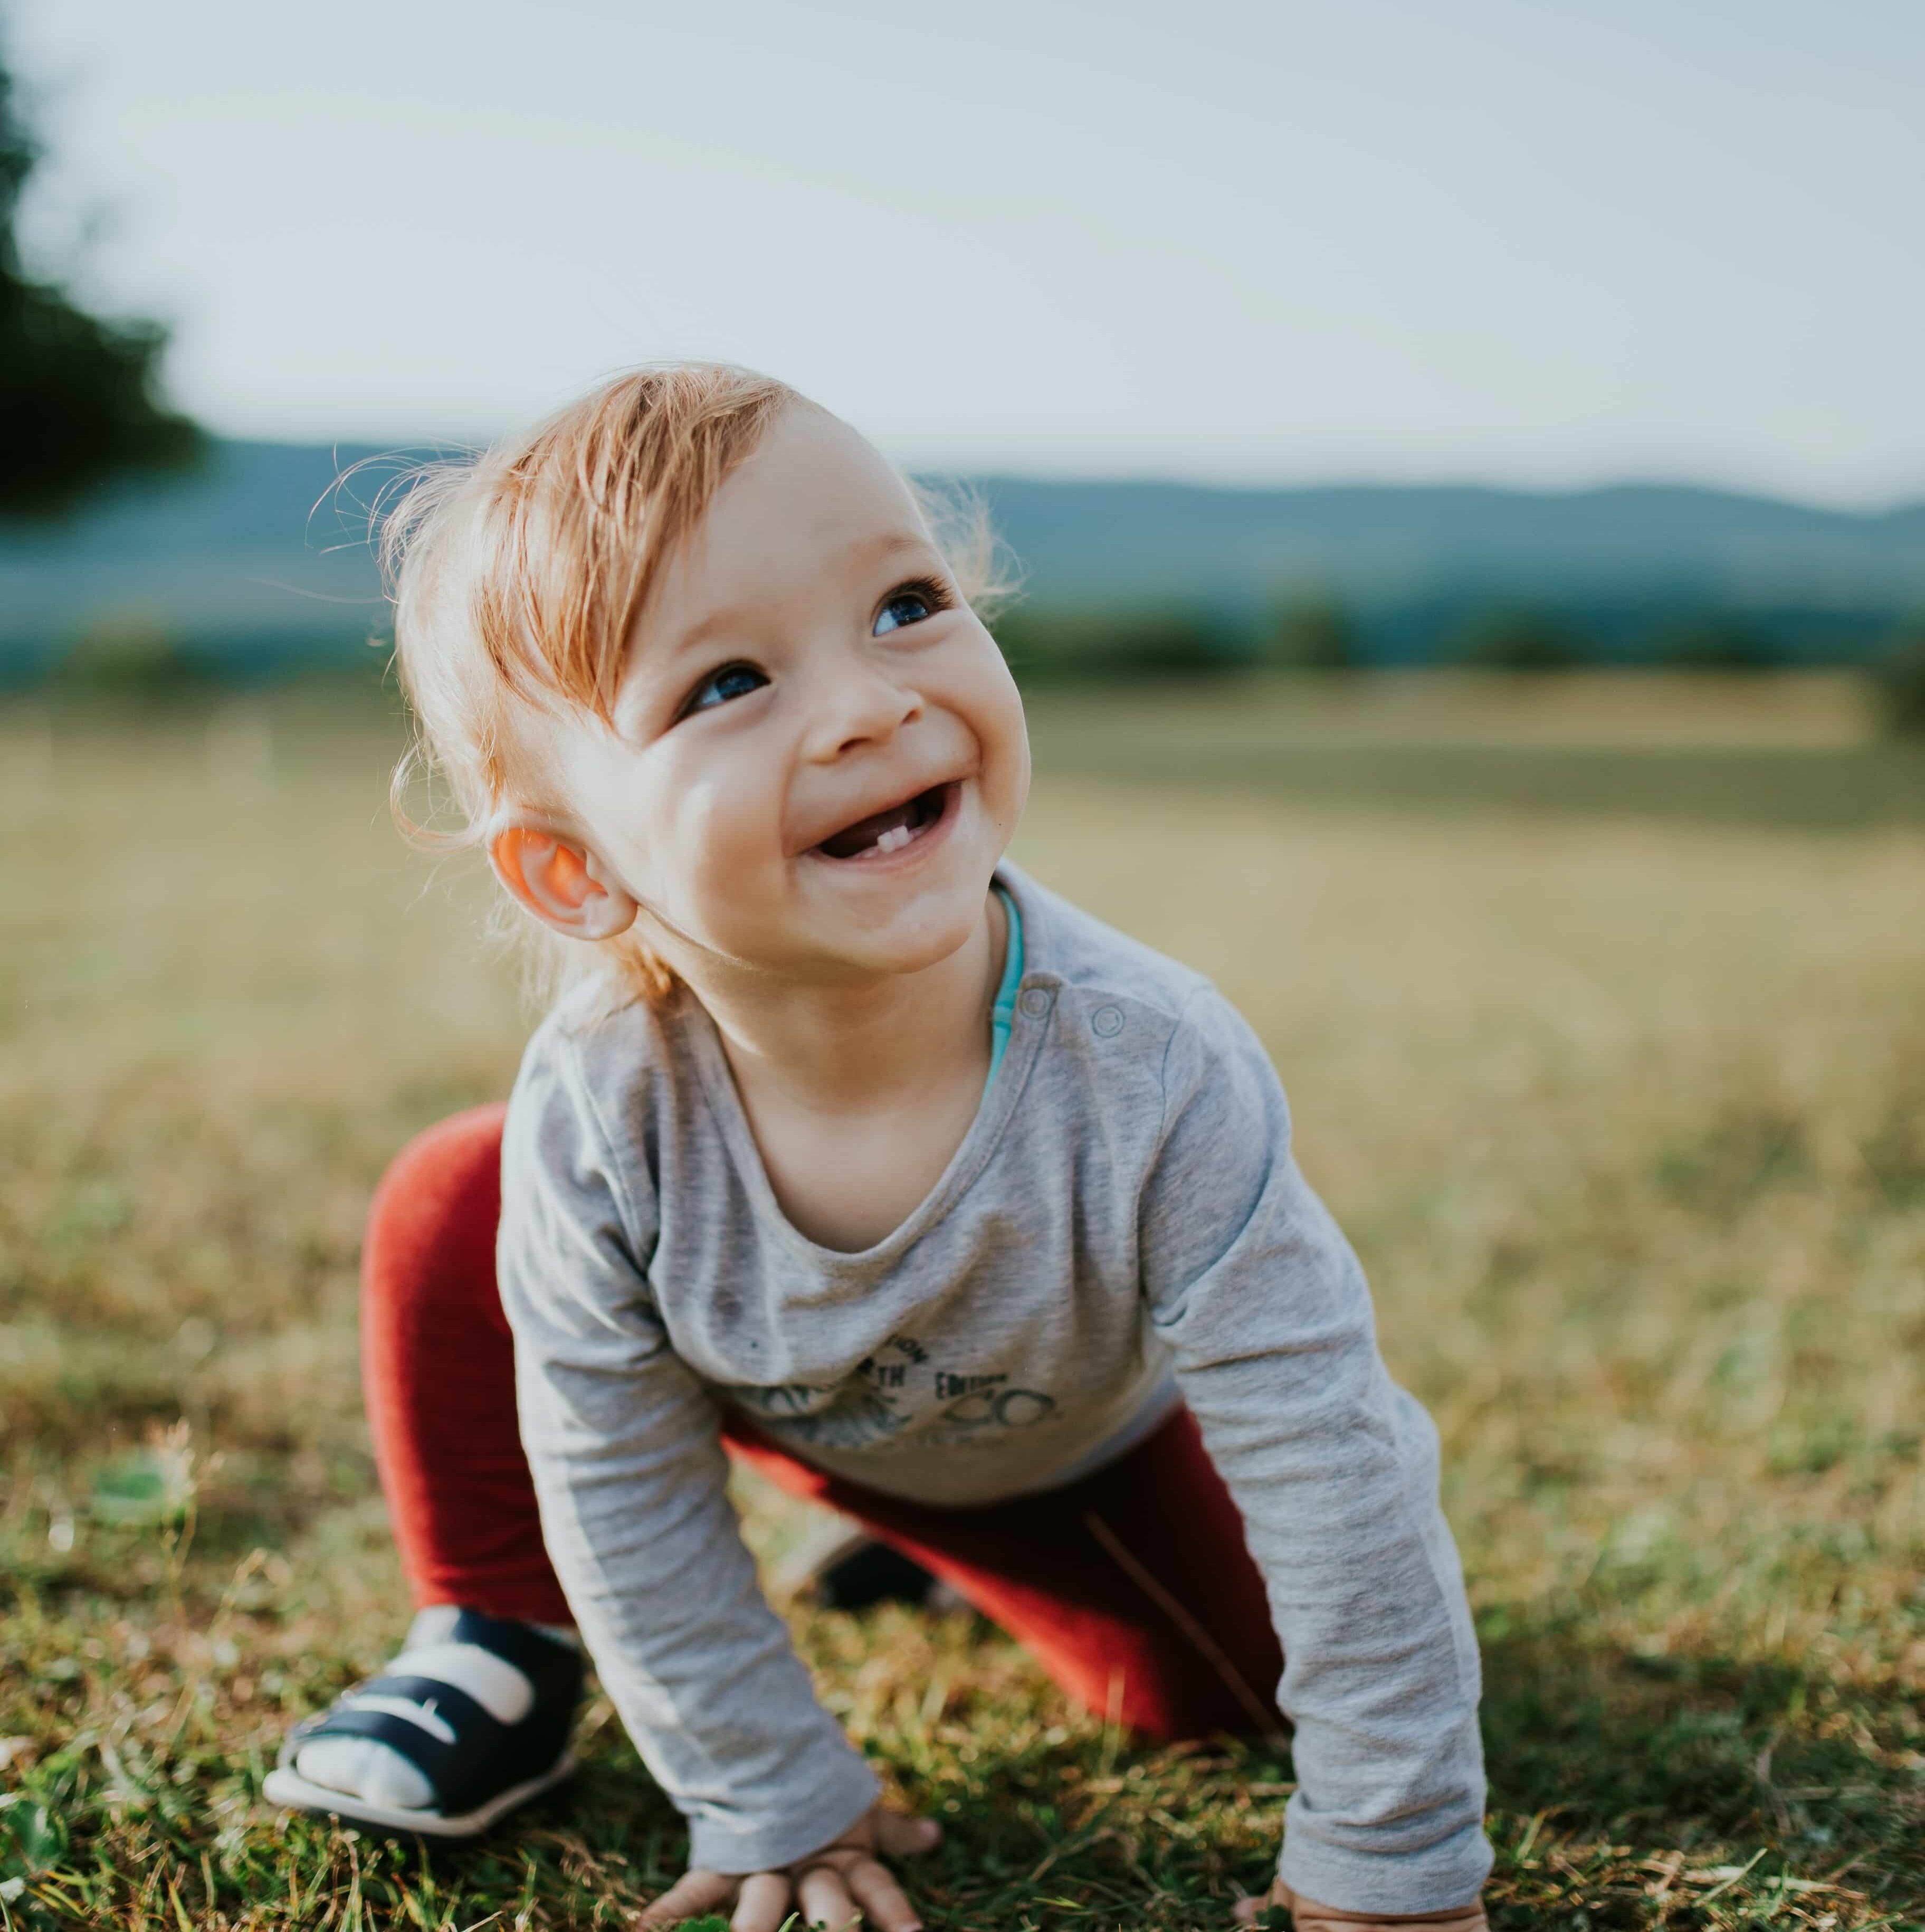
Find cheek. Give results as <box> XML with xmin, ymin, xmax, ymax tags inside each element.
<box><xmin>974</xmin><ymin>655</ymin><xmax>1032</xmax><ymax>826</ymax></box>
<box><xmin>1002</xmin><ymin>724</ymin><xmax>1033</xmax><ymax>830</ymax></box>
<box><xmin>652</xmin><ymin>749</ymin><xmax>791</xmax><ymax>913</ymax></box>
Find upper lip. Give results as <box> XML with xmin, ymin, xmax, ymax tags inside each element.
<box><xmin>801</xmin><ymin>775</ymin><xmax>957</xmax><ymax>855</ymax></box>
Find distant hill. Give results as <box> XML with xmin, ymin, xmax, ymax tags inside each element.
<box><xmin>2</xmin><ymin>439</ymin><xmax>1920</xmax><ymax>680</ymax></box>
<box><xmin>974</xmin><ymin>475</ymin><xmax>1925</xmax><ymax>604</ymax></box>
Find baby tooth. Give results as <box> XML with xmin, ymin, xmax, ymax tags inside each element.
<box><xmin>875</xmin><ymin>824</ymin><xmax>913</xmax><ymax>853</ymax></box>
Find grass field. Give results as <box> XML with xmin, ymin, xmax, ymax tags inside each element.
<box><xmin>2</xmin><ymin>675</ymin><xmax>1922</xmax><ymax>1930</ymax></box>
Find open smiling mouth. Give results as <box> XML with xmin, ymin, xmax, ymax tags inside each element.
<box><xmin>813</xmin><ymin>783</ymin><xmax>955</xmax><ymax>861</ymax></box>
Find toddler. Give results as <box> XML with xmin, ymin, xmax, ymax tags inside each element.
<box><xmin>265</xmin><ymin>365</ymin><xmax>1493</xmax><ymax>1932</ymax></box>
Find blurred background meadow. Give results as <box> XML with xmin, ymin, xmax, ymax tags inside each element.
<box><xmin>2</xmin><ymin>3</ymin><xmax>1923</xmax><ymax>1928</ymax></box>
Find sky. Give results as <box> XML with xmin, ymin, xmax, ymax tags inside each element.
<box><xmin>10</xmin><ymin>0</ymin><xmax>1924</xmax><ymax>504</ymax></box>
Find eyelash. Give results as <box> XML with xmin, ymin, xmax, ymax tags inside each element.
<box><xmin>676</xmin><ymin>661</ymin><xmax>768</xmax><ymax>720</ymax></box>
<box><xmin>878</xmin><ymin>575</ymin><xmax>956</xmax><ymax>628</ymax></box>
<box><xmin>671</xmin><ymin>575</ymin><xmax>959</xmax><ymax>722</ymax></box>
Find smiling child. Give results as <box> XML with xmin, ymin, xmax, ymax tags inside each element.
<box><xmin>265</xmin><ymin>365</ymin><xmax>1493</xmax><ymax>1932</ymax></box>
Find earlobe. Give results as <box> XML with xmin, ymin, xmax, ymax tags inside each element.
<box><xmin>488</xmin><ymin>824</ymin><xmax>638</xmax><ymax>941</ymax></box>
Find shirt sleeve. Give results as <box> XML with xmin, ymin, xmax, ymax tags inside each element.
<box><xmin>495</xmin><ymin>1023</ymin><xmax>880</xmax><ymax>1873</ymax></box>
<box><xmin>1140</xmin><ymin>988</ymin><xmax>1493</xmax><ymax>1915</ymax></box>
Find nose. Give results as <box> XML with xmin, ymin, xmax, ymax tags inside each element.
<box><xmin>800</xmin><ymin>653</ymin><xmax>923</xmax><ymax>763</ymax></box>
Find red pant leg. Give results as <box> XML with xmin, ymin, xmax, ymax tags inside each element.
<box><xmin>726</xmin><ymin>1413</ymin><xmax>1285</xmax><ymax>1742</ymax></box>
<box><xmin>361</xmin><ymin>1103</ymin><xmax>571</xmax><ymax>1625</ymax></box>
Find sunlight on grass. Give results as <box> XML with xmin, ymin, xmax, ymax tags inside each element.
<box><xmin>2</xmin><ymin>682</ymin><xmax>1921</xmax><ymax>1928</ymax></box>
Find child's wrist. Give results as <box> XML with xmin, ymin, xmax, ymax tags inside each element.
<box><xmin>1256</xmin><ymin>1879</ymin><xmax>1487</xmax><ymax>1929</ymax></box>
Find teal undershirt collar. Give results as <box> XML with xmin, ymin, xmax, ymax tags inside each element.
<box><xmin>986</xmin><ymin>883</ymin><xmax>1024</xmax><ymax>1091</ymax></box>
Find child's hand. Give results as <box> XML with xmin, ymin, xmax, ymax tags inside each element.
<box><xmin>637</xmin><ymin>1802</ymin><xmax>941</xmax><ymax>1932</ymax></box>
<box><xmin>1233</xmin><ymin>1879</ymin><xmax>1488</xmax><ymax>1932</ymax></box>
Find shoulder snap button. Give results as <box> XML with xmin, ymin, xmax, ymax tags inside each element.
<box><xmin>1092</xmin><ymin>1005</ymin><xmax>1124</xmax><ymax>1038</ymax></box>
<box><xmin>1018</xmin><ymin>987</ymin><xmax>1050</xmax><ymax>1017</ymax></box>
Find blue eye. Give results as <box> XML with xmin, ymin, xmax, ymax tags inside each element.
<box><xmin>682</xmin><ymin>662</ymin><xmax>768</xmax><ymax>716</ymax></box>
<box><xmin>873</xmin><ymin>586</ymin><xmax>940</xmax><ymax>635</ymax></box>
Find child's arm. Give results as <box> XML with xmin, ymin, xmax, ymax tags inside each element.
<box><xmin>495</xmin><ymin>1033</ymin><xmax>883</xmax><ymax>1877</ymax></box>
<box><xmin>1139</xmin><ymin>989</ymin><xmax>1493</xmax><ymax>1920</ymax></box>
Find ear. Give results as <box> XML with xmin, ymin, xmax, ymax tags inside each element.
<box><xmin>488</xmin><ymin>823</ymin><xmax>638</xmax><ymax>941</ymax></box>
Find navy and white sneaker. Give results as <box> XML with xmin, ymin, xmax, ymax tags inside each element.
<box><xmin>264</xmin><ymin>1606</ymin><xmax>582</xmax><ymax>1838</ymax></box>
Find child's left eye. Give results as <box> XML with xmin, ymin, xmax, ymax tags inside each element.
<box><xmin>873</xmin><ymin>580</ymin><xmax>949</xmax><ymax>636</ymax></box>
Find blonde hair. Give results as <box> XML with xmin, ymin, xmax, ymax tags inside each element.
<box><xmin>377</xmin><ymin>361</ymin><xmax>1003</xmax><ymax>1007</ymax></box>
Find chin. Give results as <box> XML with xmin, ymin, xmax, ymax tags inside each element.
<box><xmin>861</xmin><ymin>905</ymin><xmax>985</xmax><ymax>977</ymax></box>
<box><xmin>831</xmin><ymin>872</ymin><xmax>992</xmax><ymax>977</ymax></box>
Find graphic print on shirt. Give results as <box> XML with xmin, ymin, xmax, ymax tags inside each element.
<box><xmin>929</xmin><ymin>1372</ymin><xmax>1058</xmax><ymax>1440</ymax></box>
<box><xmin>731</xmin><ymin>1334</ymin><xmax>1056</xmax><ymax>1451</ymax></box>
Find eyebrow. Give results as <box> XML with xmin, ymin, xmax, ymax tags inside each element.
<box><xmin>849</xmin><ymin>528</ymin><xmax>937</xmax><ymax>568</ymax></box>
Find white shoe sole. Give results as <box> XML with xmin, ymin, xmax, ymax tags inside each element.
<box><xmin>263</xmin><ymin>1752</ymin><xmax>576</xmax><ymax>1838</ymax></box>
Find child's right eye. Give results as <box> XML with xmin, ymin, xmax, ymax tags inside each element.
<box><xmin>679</xmin><ymin>663</ymin><xmax>769</xmax><ymax>718</ymax></box>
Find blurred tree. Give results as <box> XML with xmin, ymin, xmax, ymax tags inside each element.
<box><xmin>1875</xmin><ymin>623</ymin><xmax>1925</xmax><ymax>737</ymax></box>
<box><xmin>1658</xmin><ymin>614</ymin><xmax>1772</xmax><ymax>672</ymax></box>
<box><xmin>53</xmin><ymin>611</ymin><xmax>212</xmax><ymax>700</ymax></box>
<box><xmin>1266</xmin><ymin>597</ymin><xmax>1357</xmax><ymax>671</ymax></box>
<box><xmin>991</xmin><ymin>604</ymin><xmax>1238</xmax><ymax>683</ymax></box>
<box><xmin>1457</xmin><ymin>607</ymin><xmax>1582</xmax><ymax>671</ymax></box>
<box><xmin>1</xmin><ymin>37</ymin><xmax>199</xmax><ymax>518</ymax></box>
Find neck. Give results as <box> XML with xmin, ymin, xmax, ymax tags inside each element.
<box><xmin>670</xmin><ymin>890</ymin><xmax>1009</xmax><ymax>1116</ymax></box>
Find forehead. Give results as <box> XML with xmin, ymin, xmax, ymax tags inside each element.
<box><xmin>661</xmin><ymin>404</ymin><xmax>928</xmax><ymax>608</ymax></box>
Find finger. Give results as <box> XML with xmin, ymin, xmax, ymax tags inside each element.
<box><xmin>638</xmin><ymin>1869</ymin><xmax>738</xmax><ymax>1929</ymax></box>
<box><xmin>797</xmin><ymin>1863</ymin><xmax>861</xmax><ymax>1930</ymax></box>
<box><xmin>844</xmin><ymin>1856</ymin><xmax>921</xmax><ymax>1932</ymax></box>
<box><xmin>870</xmin><ymin>1811</ymin><xmax>942</xmax><ymax>1860</ymax></box>
<box><xmin>731</xmin><ymin>1872</ymin><xmax>795</xmax><ymax>1932</ymax></box>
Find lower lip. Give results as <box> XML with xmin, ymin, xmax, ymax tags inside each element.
<box><xmin>806</xmin><ymin>782</ymin><xmax>962</xmax><ymax>873</ymax></box>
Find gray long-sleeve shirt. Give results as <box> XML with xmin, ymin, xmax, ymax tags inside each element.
<box><xmin>495</xmin><ymin>864</ymin><xmax>1492</xmax><ymax>1912</ymax></box>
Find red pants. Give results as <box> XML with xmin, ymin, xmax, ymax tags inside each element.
<box><xmin>363</xmin><ymin>1105</ymin><xmax>1284</xmax><ymax>1741</ymax></box>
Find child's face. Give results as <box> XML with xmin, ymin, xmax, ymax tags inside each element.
<box><xmin>542</xmin><ymin>405</ymin><xmax>1031</xmax><ymax>984</ymax></box>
